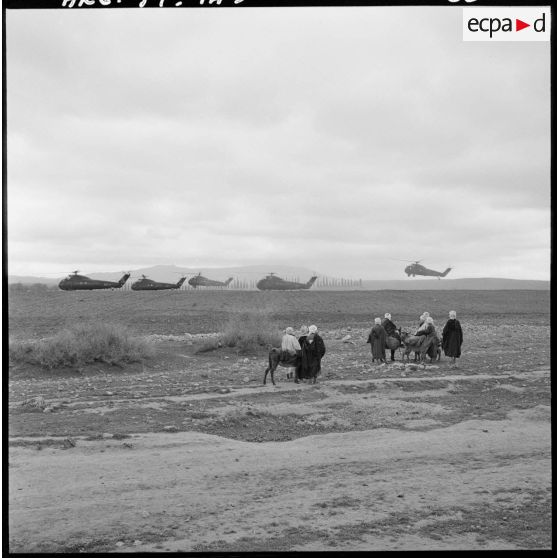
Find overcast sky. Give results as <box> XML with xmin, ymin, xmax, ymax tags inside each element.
<box><xmin>6</xmin><ymin>6</ymin><xmax>551</xmax><ymax>280</ymax></box>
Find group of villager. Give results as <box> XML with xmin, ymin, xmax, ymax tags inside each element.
<box><xmin>367</xmin><ymin>311</ymin><xmax>464</xmax><ymax>367</ymax></box>
<box><xmin>275</xmin><ymin>311</ymin><xmax>463</xmax><ymax>384</ymax></box>
<box><xmin>280</xmin><ymin>325</ymin><xmax>326</xmax><ymax>383</ymax></box>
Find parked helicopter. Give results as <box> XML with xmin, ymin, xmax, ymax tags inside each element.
<box><xmin>58</xmin><ymin>271</ymin><xmax>130</xmax><ymax>291</ymax></box>
<box><xmin>403</xmin><ymin>260</ymin><xmax>452</xmax><ymax>279</ymax></box>
<box><xmin>187</xmin><ymin>273</ymin><xmax>234</xmax><ymax>289</ymax></box>
<box><xmin>256</xmin><ymin>273</ymin><xmax>318</xmax><ymax>291</ymax></box>
<box><xmin>131</xmin><ymin>275</ymin><xmax>187</xmax><ymax>291</ymax></box>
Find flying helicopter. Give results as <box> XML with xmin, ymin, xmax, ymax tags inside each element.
<box><xmin>58</xmin><ymin>271</ymin><xmax>130</xmax><ymax>291</ymax></box>
<box><xmin>187</xmin><ymin>273</ymin><xmax>234</xmax><ymax>289</ymax></box>
<box><xmin>402</xmin><ymin>260</ymin><xmax>452</xmax><ymax>279</ymax></box>
<box><xmin>256</xmin><ymin>273</ymin><xmax>318</xmax><ymax>291</ymax></box>
<box><xmin>131</xmin><ymin>275</ymin><xmax>187</xmax><ymax>291</ymax></box>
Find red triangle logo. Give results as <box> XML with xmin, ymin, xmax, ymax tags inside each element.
<box><xmin>516</xmin><ymin>19</ymin><xmax>530</xmax><ymax>32</ymax></box>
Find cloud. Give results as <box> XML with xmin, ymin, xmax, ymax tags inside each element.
<box><xmin>6</xmin><ymin>7</ymin><xmax>551</xmax><ymax>280</ymax></box>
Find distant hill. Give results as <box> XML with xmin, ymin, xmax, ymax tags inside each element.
<box><xmin>7</xmin><ymin>266</ymin><xmax>550</xmax><ymax>290</ymax></box>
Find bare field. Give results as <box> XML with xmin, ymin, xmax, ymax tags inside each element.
<box><xmin>7</xmin><ymin>289</ymin><xmax>553</xmax><ymax>552</ymax></box>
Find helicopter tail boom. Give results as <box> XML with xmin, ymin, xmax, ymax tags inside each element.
<box><xmin>305</xmin><ymin>276</ymin><xmax>318</xmax><ymax>288</ymax></box>
<box><xmin>117</xmin><ymin>273</ymin><xmax>131</xmax><ymax>287</ymax></box>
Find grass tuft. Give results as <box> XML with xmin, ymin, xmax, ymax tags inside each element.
<box><xmin>9</xmin><ymin>323</ymin><xmax>154</xmax><ymax>370</ymax></box>
<box><xmin>221</xmin><ymin>311</ymin><xmax>282</xmax><ymax>354</ymax></box>
<box><xmin>195</xmin><ymin>311</ymin><xmax>282</xmax><ymax>355</ymax></box>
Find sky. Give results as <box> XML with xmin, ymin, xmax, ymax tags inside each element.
<box><xmin>6</xmin><ymin>5</ymin><xmax>551</xmax><ymax>280</ymax></box>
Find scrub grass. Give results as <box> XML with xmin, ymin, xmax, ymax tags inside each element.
<box><xmin>9</xmin><ymin>323</ymin><xmax>154</xmax><ymax>370</ymax></box>
<box><xmin>195</xmin><ymin>311</ymin><xmax>282</xmax><ymax>355</ymax></box>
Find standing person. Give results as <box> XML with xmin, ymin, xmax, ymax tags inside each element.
<box><xmin>367</xmin><ymin>318</ymin><xmax>387</xmax><ymax>364</ymax></box>
<box><xmin>281</xmin><ymin>327</ymin><xmax>301</xmax><ymax>379</ymax></box>
<box><xmin>305</xmin><ymin>325</ymin><xmax>326</xmax><ymax>383</ymax></box>
<box><xmin>296</xmin><ymin>325</ymin><xmax>310</xmax><ymax>383</ymax></box>
<box><xmin>442</xmin><ymin>311</ymin><xmax>463</xmax><ymax>367</ymax></box>
<box><xmin>382</xmin><ymin>313</ymin><xmax>400</xmax><ymax>362</ymax></box>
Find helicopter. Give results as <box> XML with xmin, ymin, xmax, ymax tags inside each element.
<box><xmin>403</xmin><ymin>260</ymin><xmax>452</xmax><ymax>279</ymax></box>
<box><xmin>256</xmin><ymin>273</ymin><xmax>318</xmax><ymax>291</ymax></box>
<box><xmin>187</xmin><ymin>273</ymin><xmax>234</xmax><ymax>289</ymax></box>
<box><xmin>58</xmin><ymin>271</ymin><xmax>131</xmax><ymax>291</ymax></box>
<box><xmin>131</xmin><ymin>275</ymin><xmax>187</xmax><ymax>291</ymax></box>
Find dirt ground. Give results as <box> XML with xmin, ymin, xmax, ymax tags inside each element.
<box><xmin>7</xmin><ymin>290</ymin><xmax>553</xmax><ymax>552</ymax></box>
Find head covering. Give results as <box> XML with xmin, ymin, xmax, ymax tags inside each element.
<box><xmin>426</xmin><ymin>317</ymin><xmax>434</xmax><ymax>324</ymax></box>
<box><xmin>300</xmin><ymin>325</ymin><xmax>309</xmax><ymax>334</ymax></box>
<box><xmin>285</xmin><ymin>327</ymin><xmax>294</xmax><ymax>335</ymax></box>
<box><xmin>423</xmin><ymin>312</ymin><xmax>430</xmax><ymax>318</ymax></box>
<box><xmin>374</xmin><ymin>317</ymin><xmax>381</xmax><ymax>325</ymax></box>
<box><xmin>449</xmin><ymin>310</ymin><xmax>457</xmax><ymax>319</ymax></box>
<box><xmin>308</xmin><ymin>325</ymin><xmax>318</xmax><ymax>334</ymax></box>
<box><xmin>384</xmin><ymin>313</ymin><xmax>391</xmax><ymax>319</ymax></box>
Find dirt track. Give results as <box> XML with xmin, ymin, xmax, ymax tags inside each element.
<box><xmin>8</xmin><ymin>290</ymin><xmax>553</xmax><ymax>551</ymax></box>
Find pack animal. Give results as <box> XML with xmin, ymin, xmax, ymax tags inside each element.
<box><xmin>263</xmin><ymin>349</ymin><xmax>300</xmax><ymax>386</ymax></box>
<box><xmin>385</xmin><ymin>328</ymin><xmax>402</xmax><ymax>361</ymax></box>
<box><xmin>400</xmin><ymin>331</ymin><xmax>440</xmax><ymax>363</ymax></box>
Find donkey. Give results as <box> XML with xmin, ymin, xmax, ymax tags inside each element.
<box><xmin>400</xmin><ymin>332</ymin><xmax>438</xmax><ymax>364</ymax></box>
<box><xmin>385</xmin><ymin>328</ymin><xmax>402</xmax><ymax>361</ymax></box>
<box><xmin>263</xmin><ymin>349</ymin><xmax>300</xmax><ymax>386</ymax></box>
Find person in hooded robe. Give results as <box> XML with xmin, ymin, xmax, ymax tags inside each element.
<box><xmin>381</xmin><ymin>313</ymin><xmax>400</xmax><ymax>361</ymax></box>
<box><xmin>304</xmin><ymin>325</ymin><xmax>326</xmax><ymax>382</ymax></box>
<box><xmin>367</xmin><ymin>318</ymin><xmax>387</xmax><ymax>364</ymax></box>
<box><xmin>415</xmin><ymin>316</ymin><xmax>439</xmax><ymax>361</ymax></box>
<box><xmin>281</xmin><ymin>326</ymin><xmax>301</xmax><ymax>379</ymax></box>
<box><xmin>442</xmin><ymin>311</ymin><xmax>463</xmax><ymax>366</ymax></box>
<box><xmin>417</xmin><ymin>312</ymin><xmax>430</xmax><ymax>331</ymax></box>
<box><xmin>295</xmin><ymin>325</ymin><xmax>309</xmax><ymax>383</ymax></box>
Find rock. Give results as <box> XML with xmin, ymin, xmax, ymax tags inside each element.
<box><xmin>243</xmin><ymin>376</ymin><xmax>250</xmax><ymax>383</ymax></box>
<box><xmin>105</xmin><ymin>392</ymin><xmax>114</xmax><ymax>396</ymax></box>
<box><xmin>116</xmin><ymin>541</ymin><xmax>125</xmax><ymax>547</ymax></box>
<box><xmin>62</xmin><ymin>438</ymin><xmax>76</xmax><ymax>449</ymax></box>
<box><xmin>220</xmin><ymin>388</ymin><xmax>231</xmax><ymax>394</ymax></box>
<box><xmin>163</xmin><ymin>425</ymin><xmax>179</xmax><ymax>432</ymax></box>
<box><xmin>342</xmin><ymin>335</ymin><xmax>352</xmax><ymax>342</ymax></box>
<box><xmin>243</xmin><ymin>358</ymin><xmax>249</xmax><ymax>363</ymax></box>
<box><xmin>21</xmin><ymin>396</ymin><xmax>47</xmax><ymax>410</ymax></box>
<box><xmin>134</xmin><ymin>540</ymin><xmax>142</xmax><ymax>546</ymax></box>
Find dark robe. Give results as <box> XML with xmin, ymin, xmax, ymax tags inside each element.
<box><xmin>442</xmin><ymin>319</ymin><xmax>463</xmax><ymax>358</ymax></box>
<box><xmin>367</xmin><ymin>324</ymin><xmax>387</xmax><ymax>361</ymax></box>
<box><xmin>299</xmin><ymin>333</ymin><xmax>326</xmax><ymax>378</ymax></box>
<box><xmin>296</xmin><ymin>335</ymin><xmax>309</xmax><ymax>379</ymax></box>
<box><xmin>381</xmin><ymin>318</ymin><xmax>399</xmax><ymax>338</ymax></box>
